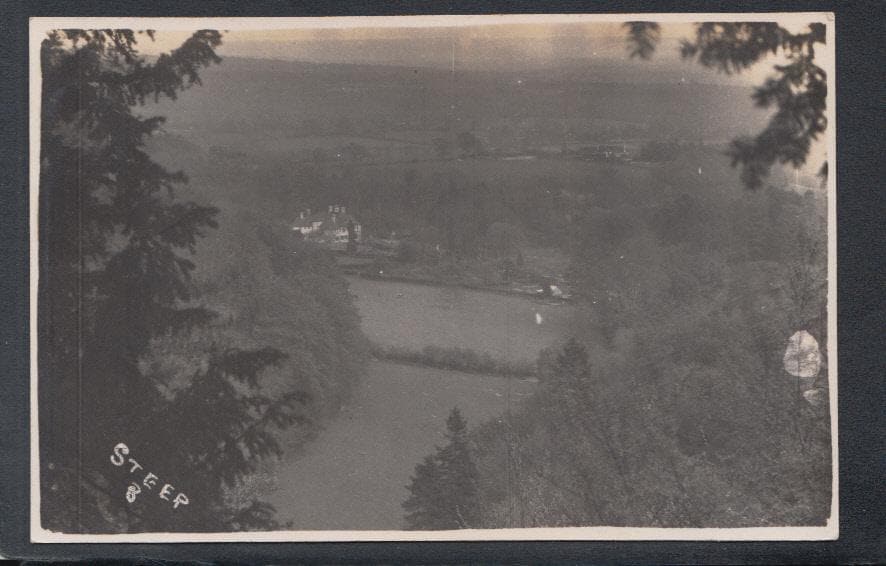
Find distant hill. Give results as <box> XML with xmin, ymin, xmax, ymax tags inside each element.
<box><xmin>142</xmin><ymin>55</ymin><xmax>783</xmax><ymax>245</ymax></box>
<box><xmin>147</xmin><ymin>57</ymin><xmax>770</xmax><ymax>145</ymax></box>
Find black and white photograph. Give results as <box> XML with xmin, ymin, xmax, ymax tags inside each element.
<box><xmin>29</xmin><ymin>14</ymin><xmax>837</xmax><ymax>541</ymax></box>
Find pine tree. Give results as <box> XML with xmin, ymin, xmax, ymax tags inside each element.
<box><xmin>403</xmin><ymin>407</ymin><xmax>480</xmax><ymax>529</ymax></box>
<box><xmin>38</xmin><ymin>30</ymin><xmax>308</xmax><ymax>533</ymax></box>
<box><xmin>556</xmin><ymin>338</ymin><xmax>590</xmax><ymax>379</ymax></box>
<box><xmin>544</xmin><ymin>338</ymin><xmax>592</xmax><ymax>414</ymax></box>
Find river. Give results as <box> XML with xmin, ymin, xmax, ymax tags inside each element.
<box><xmin>269</xmin><ymin>361</ymin><xmax>536</xmax><ymax>530</ymax></box>
<box><xmin>267</xmin><ymin>278</ymin><xmax>573</xmax><ymax>529</ymax></box>
<box><xmin>348</xmin><ymin>276</ymin><xmax>575</xmax><ymax>363</ymax></box>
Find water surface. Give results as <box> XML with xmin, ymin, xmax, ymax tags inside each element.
<box><xmin>348</xmin><ymin>276</ymin><xmax>575</xmax><ymax>363</ymax></box>
<box><xmin>270</xmin><ymin>361</ymin><xmax>536</xmax><ymax>530</ymax></box>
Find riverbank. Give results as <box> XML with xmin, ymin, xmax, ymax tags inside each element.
<box><xmin>334</xmin><ymin>247</ymin><xmax>574</xmax><ymax>302</ymax></box>
<box><xmin>339</xmin><ymin>264</ymin><xmax>573</xmax><ymax>302</ymax></box>
<box><xmin>263</xmin><ymin>267</ymin><xmax>570</xmax><ymax>529</ymax></box>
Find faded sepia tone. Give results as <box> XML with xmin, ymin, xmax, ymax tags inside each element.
<box><xmin>30</xmin><ymin>14</ymin><xmax>836</xmax><ymax>542</ymax></box>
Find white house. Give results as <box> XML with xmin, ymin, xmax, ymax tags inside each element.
<box><xmin>292</xmin><ymin>205</ymin><xmax>362</xmax><ymax>244</ymax></box>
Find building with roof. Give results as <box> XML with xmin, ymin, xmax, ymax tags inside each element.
<box><xmin>292</xmin><ymin>205</ymin><xmax>362</xmax><ymax>245</ymax></box>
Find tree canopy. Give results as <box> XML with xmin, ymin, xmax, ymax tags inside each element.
<box><xmin>403</xmin><ymin>407</ymin><xmax>480</xmax><ymax>529</ymax></box>
<box><xmin>625</xmin><ymin>21</ymin><xmax>828</xmax><ymax>189</ymax></box>
<box><xmin>38</xmin><ymin>29</ymin><xmax>367</xmax><ymax>533</ymax></box>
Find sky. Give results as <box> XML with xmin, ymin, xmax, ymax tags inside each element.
<box><xmin>36</xmin><ymin>14</ymin><xmax>831</xmax><ymax>85</ymax></box>
<box><xmin>129</xmin><ymin>21</ymin><xmax>767</xmax><ymax>84</ymax></box>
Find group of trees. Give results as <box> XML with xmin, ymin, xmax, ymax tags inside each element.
<box><xmin>38</xmin><ymin>19</ymin><xmax>830</xmax><ymax>533</ymax></box>
<box><xmin>507</xmin><ymin>150</ymin><xmax>828</xmax><ymax>527</ymax></box>
<box><xmin>405</xmin><ymin>173</ymin><xmax>829</xmax><ymax>527</ymax></box>
<box><xmin>626</xmin><ymin>21</ymin><xmax>827</xmax><ymax>189</ymax></box>
<box><xmin>39</xmin><ymin>30</ymin><xmax>366</xmax><ymax>533</ymax></box>
<box><xmin>403</xmin><ymin>408</ymin><xmax>480</xmax><ymax>530</ymax></box>
<box><xmin>401</xmin><ymin>20</ymin><xmax>830</xmax><ymax>529</ymax></box>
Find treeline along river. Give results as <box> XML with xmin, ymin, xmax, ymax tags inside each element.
<box><xmin>266</xmin><ymin>277</ymin><xmax>576</xmax><ymax>529</ymax></box>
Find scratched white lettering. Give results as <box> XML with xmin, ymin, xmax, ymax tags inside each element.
<box><xmin>159</xmin><ymin>483</ymin><xmax>174</xmax><ymax>501</ymax></box>
<box><xmin>173</xmin><ymin>492</ymin><xmax>189</xmax><ymax>509</ymax></box>
<box><xmin>125</xmin><ymin>482</ymin><xmax>142</xmax><ymax>503</ymax></box>
<box><xmin>142</xmin><ymin>472</ymin><xmax>159</xmax><ymax>489</ymax></box>
<box><xmin>109</xmin><ymin>443</ymin><xmax>190</xmax><ymax>509</ymax></box>
<box><xmin>109</xmin><ymin>442</ymin><xmax>129</xmax><ymax>466</ymax></box>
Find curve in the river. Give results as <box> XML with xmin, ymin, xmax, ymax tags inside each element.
<box><xmin>269</xmin><ymin>361</ymin><xmax>536</xmax><ymax>530</ymax></box>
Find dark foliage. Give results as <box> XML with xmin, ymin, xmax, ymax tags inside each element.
<box><xmin>627</xmin><ymin>22</ymin><xmax>828</xmax><ymax>189</ymax></box>
<box><xmin>403</xmin><ymin>408</ymin><xmax>480</xmax><ymax>529</ymax></box>
<box><xmin>463</xmin><ymin>162</ymin><xmax>830</xmax><ymax>527</ymax></box>
<box><xmin>432</xmin><ymin>177</ymin><xmax>501</xmax><ymax>258</ymax></box>
<box><xmin>623</xmin><ymin>22</ymin><xmax>661</xmax><ymax>60</ymax></box>
<box><xmin>37</xmin><ymin>29</ymin><xmax>319</xmax><ymax>533</ymax></box>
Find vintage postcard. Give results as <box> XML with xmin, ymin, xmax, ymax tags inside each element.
<box><xmin>29</xmin><ymin>13</ymin><xmax>837</xmax><ymax>542</ymax></box>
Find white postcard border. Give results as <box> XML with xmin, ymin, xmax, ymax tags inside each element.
<box><xmin>29</xmin><ymin>12</ymin><xmax>838</xmax><ymax>543</ymax></box>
